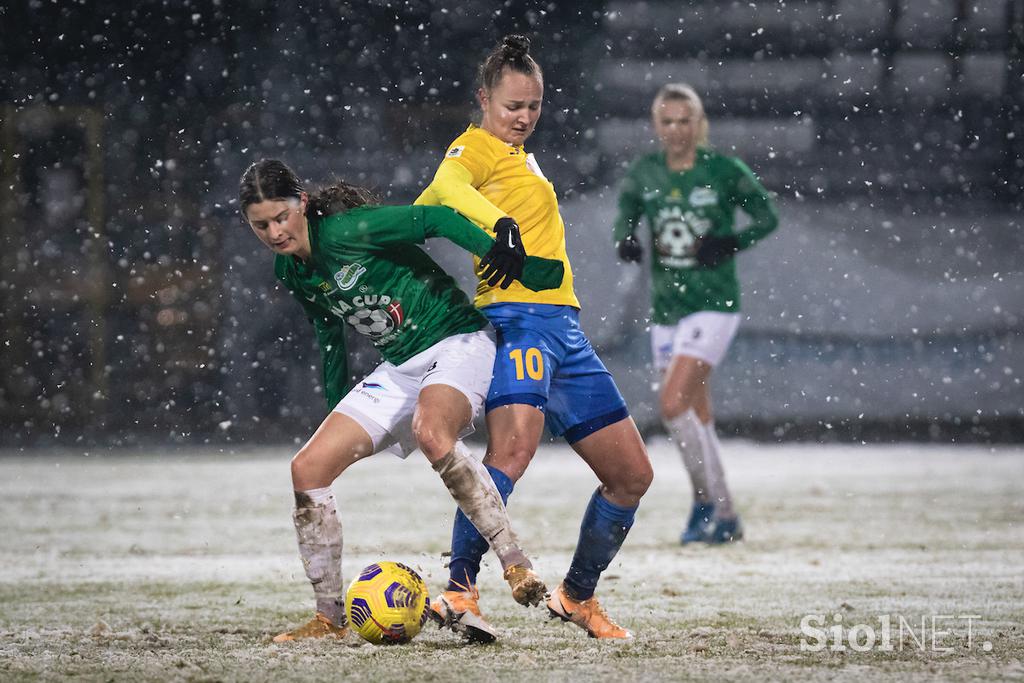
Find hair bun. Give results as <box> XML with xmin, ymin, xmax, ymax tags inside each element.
<box><xmin>502</xmin><ymin>34</ymin><xmax>530</xmax><ymax>58</ymax></box>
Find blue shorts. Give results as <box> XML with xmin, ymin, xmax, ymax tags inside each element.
<box><xmin>483</xmin><ymin>303</ymin><xmax>630</xmax><ymax>444</ymax></box>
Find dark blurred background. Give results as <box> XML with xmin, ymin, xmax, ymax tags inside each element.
<box><xmin>1</xmin><ymin>0</ymin><xmax>1022</xmax><ymax>448</ymax></box>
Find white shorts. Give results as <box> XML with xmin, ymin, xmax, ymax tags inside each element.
<box><xmin>333</xmin><ymin>328</ymin><xmax>496</xmax><ymax>458</ymax></box>
<box><xmin>651</xmin><ymin>311</ymin><xmax>741</xmax><ymax>371</ymax></box>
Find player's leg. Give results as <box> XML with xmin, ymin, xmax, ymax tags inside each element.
<box><xmin>414</xmin><ymin>384</ymin><xmax>537</xmax><ymax>580</ymax></box>
<box><xmin>444</xmin><ymin>403</ymin><xmax>545</xmax><ymax>583</ymax></box>
<box><xmin>443</xmin><ymin>312</ymin><xmax>551</xmax><ymax>591</ymax></box>
<box><xmin>659</xmin><ymin>312</ymin><xmax>742</xmax><ymax>544</ymax></box>
<box><xmin>660</xmin><ymin>355</ymin><xmax>720</xmax><ymax>542</ymax></box>
<box><xmin>547</xmin><ymin>415</ymin><xmax>652</xmax><ymax>640</ymax></box>
<box><xmin>541</xmin><ymin>316</ymin><xmax>653</xmax><ymax>639</ymax></box>
<box><xmin>410</xmin><ymin>329</ymin><xmax>545</xmax><ymax>642</ymax></box>
<box><xmin>274</xmin><ymin>411</ymin><xmax>375</xmax><ymax>642</ymax></box>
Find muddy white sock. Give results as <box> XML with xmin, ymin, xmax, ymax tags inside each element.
<box><xmin>432</xmin><ymin>441</ymin><xmax>530</xmax><ymax>571</ymax></box>
<box><xmin>293</xmin><ymin>487</ymin><xmax>345</xmax><ymax>627</ymax></box>
<box><xmin>665</xmin><ymin>409</ymin><xmax>712</xmax><ymax>503</ymax></box>
<box><xmin>698</xmin><ymin>420</ymin><xmax>735</xmax><ymax>519</ymax></box>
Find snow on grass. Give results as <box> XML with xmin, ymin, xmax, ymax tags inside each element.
<box><xmin>0</xmin><ymin>440</ymin><xmax>1021</xmax><ymax>681</ymax></box>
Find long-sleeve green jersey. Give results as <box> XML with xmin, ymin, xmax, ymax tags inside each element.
<box><xmin>613</xmin><ymin>148</ymin><xmax>778</xmax><ymax>324</ymax></box>
<box><xmin>275</xmin><ymin>204</ymin><xmax>564</xmax><ymax>407</ymax></box>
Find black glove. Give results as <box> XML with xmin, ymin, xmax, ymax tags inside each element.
<box><xmin>480</xmin><ymin>217</ymin><xmax>526</xmax><ymax>289</ymax></box>
<box><xmin>695</xmin><ymin>235</ymin><xmax>740</xmax><ymax>268</ymax></box>
<box><xmin>616</xmin><ymin>234</ymin><xmax>643</xmax><ymax>263</ymax></box>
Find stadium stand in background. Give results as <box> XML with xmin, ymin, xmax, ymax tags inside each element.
<box><xmin>1</xmin><ymin>0</ymin><xmax>1021</xmax><ymax>445</ymax></box>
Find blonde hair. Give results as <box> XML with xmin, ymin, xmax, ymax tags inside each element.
<box><xmin>652</xmin><ymin>83</ymin><xmax>709</xmax><ymax>147</ymax></box>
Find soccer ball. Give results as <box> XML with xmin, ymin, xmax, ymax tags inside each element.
<box><xmin>347</xmin><ymin>307</ymin><xmax>394</xmax><ymax>337</ymax></box>
<box><xmin>345</xmin><ymin>561</ymin><xmax>430</xmax><ymax>645</ymax></box>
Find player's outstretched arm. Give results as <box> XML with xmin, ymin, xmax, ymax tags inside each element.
<box><xmin>419</xmin><ymin>160</ymin><xmax>505</xmax><ymax>228</ymax></box>
<box><xmin>421</xmin><ymin>206</ymin><xmax>563</xmax><ymax>291</ymax></box>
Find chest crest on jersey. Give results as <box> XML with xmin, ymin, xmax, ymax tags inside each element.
<box><xmin>689</xmin><ymin>187</ymin><xmax>718</xmax><ymax>207</ymax></box>
<box><xmin>334</xmin><ymin>263</ymin><xmax>366</xmax><ymax>291</ymax></box>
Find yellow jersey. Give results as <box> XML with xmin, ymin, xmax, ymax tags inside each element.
<box><xmin>416</xmin><ymin>125</ymin><xmax>579</xmax><ymax>309</ymax></box>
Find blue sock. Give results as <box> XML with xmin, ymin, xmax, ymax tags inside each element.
<box><xmin>447</xmin><ymin>464</ymin><xmax>514</xmax><ymax>591</ymax></box>
<box><xmin>563</xmin><ymin>488</ymin><xmax>638</xmax><ymax>601</ymax></box>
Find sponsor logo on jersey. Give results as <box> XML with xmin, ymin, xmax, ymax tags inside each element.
<box><xmin>689</xmin><ymin>187</ymin><xmax>718</xmax><ymax>207</ymax></box>
<box><xmin>356</xmin><ymin>381</ymin><xmax>383</xmax><ymax>403</ymax></box>
<box><xmin>334</xmin><ymin>263</ymin><xmax>366</xmax><ymax>291</ymax></box>
<box><xmin>345</xmin><ymin>295</ymin><xmax>405</xmax><ymax>344</ymax></box>
<box><xmin>423</xmin><ymin>361</ymin><xmax>439</xmax><ymax>380</ymax></box>
<box><xmin>446</xmin><ymin>145</ymin><xmax>464</xmax><ymax>158</ymax></box>
<box><xmin>654</xmin><ymin>206</ymin><xmax>711</xmax><ymax>269</ymax></box>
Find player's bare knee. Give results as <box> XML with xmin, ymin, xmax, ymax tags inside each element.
<box><xmin>660</xmin><ymin>392</ymin><xmax>691</xmax><ymax>420</ymax></box>
<box><xmin>605</xmin><ymin>458</ymin><xmax>653</xmax><ymax>503</ymax></box>
<box><xmin>485</xmin><ymin>443</ymin><xmax>536</xmax><ymax>480</ymax></box>
<box><xmin>632</xmin><ymin>460</ymin><xmax>655</xmax><ymax>497</ymax></box>
<box><xmin>414</xmin><ymin>423</ymin><xmax>456</xmax><ymax>464</ymax></box>
<box><xmin>290</xmin><ymin>448</ymin><xmax>316</xmax><ymax>488</ymax></box>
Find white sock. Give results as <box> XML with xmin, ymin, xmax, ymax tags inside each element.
<box><xmin>432</xmin><ymin>441</ymin><xmax>530</xmax><ymax>571</ymax></box>
<box><xmin>664</xmin><ymin>409</ymin><xmax>711</xmax><ymax>503</ymax></box>
<box><xmin>293</xmin><ymin>487</ymin><xmax>345</xmax><ymax>626</ymax></box>
<box><xmin>697</xmin><ymin>420</ymin><xmax>735</xmax><ymax>519</ymax></box>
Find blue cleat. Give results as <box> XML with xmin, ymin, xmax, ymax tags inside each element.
<box><xmin>707</xmin><ymin>516</ymin><xmax>744</xmax><ymax>544</ymax></box>
<box><xmin>680</xmin><ymin>502</ymin><xmax>715</xmax><ymax>544</ymax></box>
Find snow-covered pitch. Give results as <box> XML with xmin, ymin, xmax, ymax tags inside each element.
<box><xmin>1</xmin><ymin>441</ymin><xmax>1021</xmax><ymax>681</ymax></box>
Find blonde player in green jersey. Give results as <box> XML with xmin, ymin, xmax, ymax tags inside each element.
<box><xmin>239</xmin><ymin>159</ymin><xmax>563</xmax><ymax>642</ymax></box>
<box><xmin>613</xmin><ymin>84</ymin><xmax>779</xmax><ymax>545</ymax></box>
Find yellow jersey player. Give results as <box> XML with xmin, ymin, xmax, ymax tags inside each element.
<box><xmin>416</xmin><ymin>35</ymin><xmax>653</xmax><ymax>642</ymax></box>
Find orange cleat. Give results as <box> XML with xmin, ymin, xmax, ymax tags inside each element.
<box><xmin>547</xmin><ymin>583</ymin><xmax>633</xmax><ymax>640</ymax></box>
<box><xmin>429</xmin><ymin>582</ymin><xmax>498</xmax><ymax>643</ymax></box>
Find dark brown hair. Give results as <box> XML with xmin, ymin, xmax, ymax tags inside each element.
<box><xmin>238</xmin><ymin>159</ymin><xmax>378</xmax><ymax>218</ymax></box>
<box><xmin>477</xmin><ymin>34</ymin><xmax>542</xmax><ymax>93</ymax></box>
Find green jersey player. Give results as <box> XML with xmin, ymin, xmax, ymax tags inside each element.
<box><xmin>612</xmin><ymin>84</ymin><xmax>778</xmax><ymax>545</ymax></box>
<box><xmin>239</xmin><ymin>159</ymin><xmax>561</xmax><ymax>642</ymax></box>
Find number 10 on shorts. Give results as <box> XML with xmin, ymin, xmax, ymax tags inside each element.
<box><xmin>509</xmin><ymin>347</ymin><xmax>544</xmax><ymax>381</ymax></box>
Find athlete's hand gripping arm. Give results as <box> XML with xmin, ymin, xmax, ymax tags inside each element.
<box><xmin>420</xmin><ymin>206</ymin><xmax>562</xmax><ymax>291</ymax></box>
<box><xmin>479</xmin><ymin>217</ymin><xmax>526</xmax><ymax>288</ymax></box>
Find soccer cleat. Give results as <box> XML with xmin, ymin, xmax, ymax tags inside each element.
<box><xmin>546</xmin><ymin>583</ymin><xmax>633</xmax><ymax>640</ymax></box>
<box><xmin>707</xmin><ymin>516</ymin><xmax>744</xmax><ymax>544</ymax></box>
<box><xmin>271</xmin><ymin>612</ymin><xmax>348</xmax><ymax>643</ymax></box>
<box><xmin>503</xmin><ymin>564</ymin><xmax>548</xmax><ymax>607</ymax></box>
<box><xmin>428</xmin><ymin>584</ymin><xmax>498</xmax><ymax>644</ymax></box>
<box><xmin>680</xmin><ymin>502</ymin><xmax>716</xmax><ymax>545</ymax></box>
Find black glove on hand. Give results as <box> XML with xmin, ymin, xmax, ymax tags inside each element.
<box><xmin>480</xmin><ymin>217</ymin><xmax>526</xmax><ymax>289</ymax></box>
<box><xmin>695</xmin><ymin>235</ymin><xmax>740</xmax><ymax>268</ymax></box>
<box><xmin>616</xmin><ymin>234</ymin><xmax>643</xmax><ymax>263</ymax></box>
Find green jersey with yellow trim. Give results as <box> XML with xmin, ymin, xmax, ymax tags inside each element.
<box><xmin>275</xmin><ymin>204</ymin><xmax>564</xmax><ymax>407</ymax></box>
<box><xmin>613</xmin><ymin>148</ymin><xmax>778</xmax><ymax>324</ymax></box>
